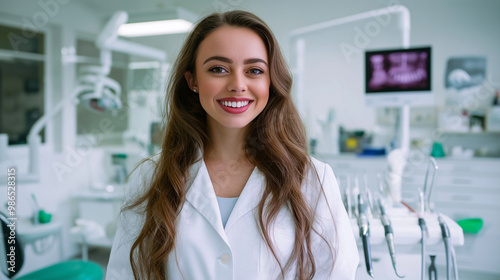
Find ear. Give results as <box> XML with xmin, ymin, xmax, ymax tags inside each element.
<box><xmin>184</xmin><ymin>71</ymin><xmax>198</xmax><ymax>91</ymax></box>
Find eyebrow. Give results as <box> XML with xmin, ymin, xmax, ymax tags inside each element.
<box><xmin>203</xmin><ymin>56</ymin><xmax>268</xmax><ymax>66</ymax></box>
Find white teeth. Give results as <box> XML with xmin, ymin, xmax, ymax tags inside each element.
<box><xmin>220</xmin><ymin>100</ymin><xmax>250</xmax><ymax>108</ymax></box>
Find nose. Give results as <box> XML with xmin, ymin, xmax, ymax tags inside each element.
<box><xmin>227</xmin><ymin>71</ymin><xmax>247</xmax><ymax>93</ymax></box>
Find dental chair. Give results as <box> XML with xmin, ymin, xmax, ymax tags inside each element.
<box><xmin>0</xmin><ymin>212</ymin><xmax>103</xmax><ymax>280</ymax></box>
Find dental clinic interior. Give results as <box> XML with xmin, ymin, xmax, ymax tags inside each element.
<box><xmin>1</xmin><ymin>0</ymin><xmax>500</xmax><ymax>279</ymax></box>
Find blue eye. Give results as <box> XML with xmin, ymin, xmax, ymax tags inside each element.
<box><xmin>209</xmin><ymin>66</ymin><xmax>228</xmax><ymax>74</ymax></box>
<box><xmin>247</xmin><ymin>68</ymin><xmax>264</xmax><ymax>75</ymax></box>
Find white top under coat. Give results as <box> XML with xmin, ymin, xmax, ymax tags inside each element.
<box><xmin>106</xmin><ymin>157</ymin><xmax>359</xmax><ymax>280</ymax></box>
<box><xmin>216</xmin><ymin>196</ymin><xmax>239</xmax><ymax>228</ymax></box>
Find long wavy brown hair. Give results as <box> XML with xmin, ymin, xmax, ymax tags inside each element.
<box><xmin>126</xmin><ymin>10</ymin><xmax>335</xmax><ymax>280</ymax></box>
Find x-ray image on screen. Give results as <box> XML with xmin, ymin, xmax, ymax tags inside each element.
<box><xmin>365</xmin><ymin>47</ymin><xmax>431</xmax><ymax>93</ymax></box>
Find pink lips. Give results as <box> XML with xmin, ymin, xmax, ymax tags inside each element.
<box><xmin>217</xmin><ymin>97</ymin><xmax>253</xmax><ymax>114</ymax></box>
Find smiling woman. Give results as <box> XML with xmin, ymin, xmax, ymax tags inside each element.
<box><xmin>106</xmin><ymin>10</ymin><xmax>358</xmax><ymax>280</ymax></box>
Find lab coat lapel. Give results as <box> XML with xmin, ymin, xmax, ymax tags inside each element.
<box><xmin>224</xmin><ymin>167</ymin><xmax>265</xmax><ymax>231</ymax></box>
<box><xmin>185</xmin><ymin>160</ymin><xmax>229</xmax><ymax>244</ymax></box>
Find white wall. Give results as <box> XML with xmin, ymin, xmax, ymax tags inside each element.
<box><xmin>0</xmin><ymin>0</ymin><xmax>102</xmax><ymax>34</ymax></box>
<box><xmin>250</xmin><ymin>0</ymin><xmax>500</xmax><ymax>135</ymax></box>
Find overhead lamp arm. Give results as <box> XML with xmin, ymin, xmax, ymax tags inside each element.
<box><xmin>27</xmin><ymin>85</ymin><xmax>92</xmax><ymax>180</ymax></box>
<box><xmin>289</xmin><ymin>5</ymin><xmax>411</xmax><ymax>154</ymax></box>
<box><xmin>96</xmin><ymin>11</ymin><xmax>167</xmax><ymax>62</ymax></box>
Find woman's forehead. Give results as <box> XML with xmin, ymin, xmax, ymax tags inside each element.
<box><xmin>196</xmin><ymin>26</ymin><xmax>268</xmax><ymax>64</ymax></box>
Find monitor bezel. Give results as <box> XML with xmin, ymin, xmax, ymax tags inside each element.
<box><xmin>364</xmin><ymin>46</ymin><xmax>433</xmax><ymax>107</ymax></box>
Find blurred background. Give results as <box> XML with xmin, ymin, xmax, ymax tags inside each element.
<box><xmin>0</xmin><ymin>0</ymin><xmax>499</xmax><ymax>279</ymax></box>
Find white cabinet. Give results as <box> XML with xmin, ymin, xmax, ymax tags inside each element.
<box><xmin>74</xmin><ymin>191</ymin><xmax>124</xmax><ymax>248</ymax></box>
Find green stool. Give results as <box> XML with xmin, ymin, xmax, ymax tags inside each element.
<box><xmin>17</xmin><ymin>260</ymin><xmax>103</xmax><ymax>280</ymax></box>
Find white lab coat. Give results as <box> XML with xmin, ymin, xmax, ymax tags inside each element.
<box><xmin>106</xmin><ymin>157</ymin><xmax>359</xmax><ymax>280</ymax></box>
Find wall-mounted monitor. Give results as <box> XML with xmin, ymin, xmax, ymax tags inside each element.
<box><xmin>365</xmin><ymin>46</ymin><xmax>433</xmax><ymax>107</ymax></box>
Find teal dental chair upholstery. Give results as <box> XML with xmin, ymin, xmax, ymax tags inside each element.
<box><xmin>1</xmin><ymin>212</ymin><xmax>103</xmax><ymax>280</ymax></box>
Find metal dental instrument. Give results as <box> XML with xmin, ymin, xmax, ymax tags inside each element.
<box><xmin>357</xmin><ymin>194</ymin><xmax>374</xmax><ymax>278</ymax></box>
<box><xmin>364</xmin><ymin>174</ymin><xmax>375</xmax><ymax>218</ymax></box>
<box><xmin>366</xmin><ymin>189</ymin><xmax>375</xmax><ymax>218</ymax></box>
<box><xmin>342</xmin><ymin>186</ymin><xmax>349</xmax><ymax>213</ymax></box>
<box><xmin>353</xmin><ymin>175</ymin><xmax>361</xmax><ymax>218</ymax></box>
<box><xmin>438</xmin><ymin>214</ymin><xmax>459</xmax><ymax>280</ymax></box>
<box><xmin>423</xmin><ymin>157</ymin><xmax>438</xmax><ymax>213</ymax></box>
<box><xmin>377</xmin><ymin>172</ymin><xmax>385</xmax><ymax>195</ymax></box>
<box><xmin>378</xmin><ymin>198</ymin><xmax>405</xmax><ymax>278</ymax></box>
<box><xmin>343</xmin><ymin>175</ymin><xmax>352</xmax><ymax>218</ymax></box>
<box><xmin>418</xmin><ymin>188</ymin><xmax>427</xmax><ymax>280</ymax></box>
<box><xmin>429</xmin><ymin>255</ymin><xmax>438</xmax><ymax>280</ymax></box>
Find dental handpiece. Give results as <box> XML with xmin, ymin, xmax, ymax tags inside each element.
<box><xmin>439</xmin><ymin>215</ymin><xmax>457</xmax><ymax>280</ymax></box>
<box><xmin>378</xmin><ymin>199</ymin><xmax>404</xmax><ymax>278</ymax></box>
<box><xmin>358</xmin><ymin>194</ymin><xmax>374</xmax><ymax>278</ymax></box>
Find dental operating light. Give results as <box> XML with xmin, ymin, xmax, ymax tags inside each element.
<box><xmin>78</xmin><ymin>68</ymin><xmax>122</xmax><ymax>113</ymax></box>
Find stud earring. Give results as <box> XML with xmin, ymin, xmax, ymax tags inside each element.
<box><xmin>193</xmin><ymin>88</ymin><xmax>197</xmax><ymax>93</ymax></box>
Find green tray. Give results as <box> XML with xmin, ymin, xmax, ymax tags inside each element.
<box><xmin>457</xmin><ymin>218</ymin><xmax>483</xmax><ymax>234</ymax></box>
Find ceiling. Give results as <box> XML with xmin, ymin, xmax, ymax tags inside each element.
<box><xmin>79</xmin><ymin>0</ymin><xmax>214</xmax><ymax>19</ymax></box>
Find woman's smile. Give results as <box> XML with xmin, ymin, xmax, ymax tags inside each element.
<box><xmin>217</xmin><ymin>97</ymin><xmax>254</xmax><ymax>113</ymax></box>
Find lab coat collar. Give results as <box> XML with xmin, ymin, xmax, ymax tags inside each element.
<box><xmin>185</xmin><ymin>159</ymin><xmax>265</xmax><ymax>242</ymax></box>
<box><xmin>225</xmin><ymin>165</ymin><xmax>265</xmax><ymax>231</ymax></box>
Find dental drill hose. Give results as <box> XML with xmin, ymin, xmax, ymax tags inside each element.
<box><xmin>419</xmin><ymin>217</ymin><xmax>427</xmax><ymax>280</ymax></box>
<box><xmin>440</xmin><ymin>218</ymin><xmax>452</xmax><ymax>280</ymax></box>
<box><xmin>361</xmin><ymin>227</ymin><xmax>373</xmax><ymax>277</ymax></box>
<box><xmin>417</xmin><ymin>188</ymin><xmax>427</xmax><ymax>280</ymax></box>
<box><xmin>439</xmin><ymin>215</ymin><xmax>459</xmax><ymax>280</ymax></box>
